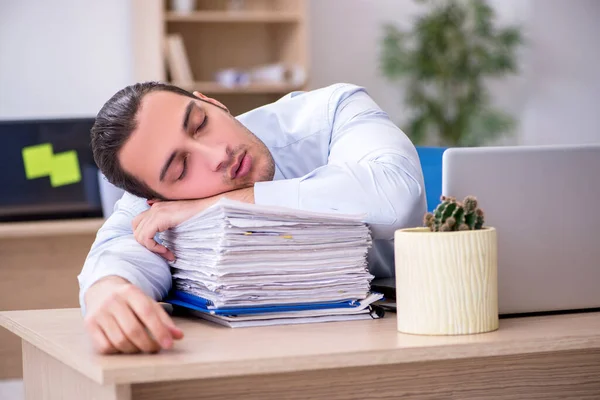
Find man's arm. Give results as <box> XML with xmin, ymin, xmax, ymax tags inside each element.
<box><xmin>253</xmin><ymin>84</ymin><xmax>427</xmax><ymax>239</ymax></box>
<box><xmin>77</xmin><ymin>192</ymin><xmax>183</xmax><ymax>354</ymax></box>
<box><xmin>79</xmin><ymin>186</ymin><xmax>256</xmax><ymax>311</ymax></box>
<box><xmin>78</xmin><ymin>192</ymin><xmax>173</xmax><ymax>312</ymax></box>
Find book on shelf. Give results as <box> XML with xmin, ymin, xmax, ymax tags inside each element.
<box><xmin>164</xmin><ymin>33</ymin><xmax>194</xmax><ymax>83</ymax></box>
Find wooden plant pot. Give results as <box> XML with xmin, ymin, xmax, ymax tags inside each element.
<box><xmin>394</xmin><ymin>227</ymin><xmax>499</xmax><ymax>335</ymax></box>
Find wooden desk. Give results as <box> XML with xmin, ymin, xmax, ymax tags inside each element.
<box><xmin>0</xmin><ymin>218</ymin><xmax>103</xmax><ymax>379</ymax></box>
<box><xmin>1</xmin><ymin>309</ymin><xmax>600</xmax><ymax>399</ymax></box>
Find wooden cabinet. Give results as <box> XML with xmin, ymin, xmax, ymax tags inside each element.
<box><xmin>0</xmin><ymin>219</ymin><xmax>103</xmax><ymax>379</ymax></box>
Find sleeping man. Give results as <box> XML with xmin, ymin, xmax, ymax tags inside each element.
<box><xmin>78</xmin><ymin>81</ymin><xmax>426</xmax><ymax>354</ymax></box>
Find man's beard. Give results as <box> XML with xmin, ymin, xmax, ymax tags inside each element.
<box><xmin>237</xmin><ymin>118</ymin><xmax>275</xmax><ymax>182</ymax></box>
<box><xmin>225</xmin><ymin>119</ymin><xmax>276</xmax><ymax>189</ymax></box>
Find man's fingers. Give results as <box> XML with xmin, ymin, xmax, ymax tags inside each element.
<box><xmin>143</xmin><ymin>236</ymin><xmax>169</xmax><ymax>254</ymax></box>
<box><xmin>97</xmin><ymin>313</ymin><xmax>139</xmax><ymax>354</ymax></box>
<box><xmin>128</xmin><ymin>292</ymin><xmax>174</xmax><ymax>350</ymax></box>
<box><xmin>134</xmin><ymin>215</ymin><xmax>175</xmax><ymax>261</ymax></box>
<box><xmin>156</xmin><ymin>303</ymin><xmax>184</xmax><ymax>340</ymax></box>
<box><xmin>169</xmin><ymin>325</ymin><xmax>184</xmax><ymax>339</ymax></box>
<box><xmin>132</xmin><ymin>212</ymin><xmax>145</xmax><ymax>232</ymax></box>
<box><xmin>133</xmin><ymin>218</ymin><xmax>175</xmax><ymax>261</ymax></box>
<box><xmin>85</xmin><ymin>319</ymin><xmax>118</xmax><ymax>355</ymax></box>
<box><xmin>132</xmin><ymin>215</ymin><xmax>146</xmax><ymax>245</ymax></box>
<box><xmin>133</xmin><ymin>214</ymin><xmax>159</xmax><ymax>250</ymax></box>
<box><xmin>111</xmin><ymin>298</ymin><xmax>161</xmax><ymax>353</ymax></box>
<box><xmin>163</xmin><ymin>248</ymin><xmax>176</xmax><ymax>262</ymax></box>
<box><xmin>143</xmin><ymin>236</ymin><xmax>175</xmax><ymax>261</ymax></box>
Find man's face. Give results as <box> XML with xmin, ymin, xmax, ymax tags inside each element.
<box><xmin>119</xmin><ymin>90</ymin><xmax>275</xmax><ymax>200</ymax></box>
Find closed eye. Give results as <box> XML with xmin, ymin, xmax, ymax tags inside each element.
<box><xmin>178</xmin><ymin>154</ymin><xmax>189</xmax><ymax>181</ymax></box>
<box><xmin>194</xmin><ymin>115</ymin><xmax>208</xmax><ymax>137</ymax></box>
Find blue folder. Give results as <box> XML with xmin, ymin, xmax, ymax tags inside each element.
<box><xmin>165</xmin><ymin>290</ymin><xmax>365</xmax><ymax>316</ymax></box>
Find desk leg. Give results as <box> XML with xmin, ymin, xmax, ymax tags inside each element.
<box><xmin>22</xmin><ymin>342</ymin><xmax>131</xmax><ymax>400</ymax></box>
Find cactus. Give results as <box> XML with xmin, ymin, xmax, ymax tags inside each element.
<box><xmin>424</xmin><ymin>195</ymin><xmax>485</xmax><ymax>232</ymax></box>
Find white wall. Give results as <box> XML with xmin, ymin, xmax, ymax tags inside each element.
<box><xmin>308</xmin><ymin>0</ymin><xmax>600</xmax><ymax>146</ymax></box>
<box><xmin>308</xmin><ymin>0</ymin><xmax>422</xmax><ymax>126</ymax></box>
<box><xmin>519</xmin><ymin>0</ymin><xmax>600</xmax><ymax>145</ymax></box>
<box><xmin>2</xmin><ymin>0</ymin><xmax>599</xmax><ymax>146</ymax></box>
<box><xmin>0</xmin><ymin>0</ymin><xmax>134</xmax><ymax>120</ymax></box>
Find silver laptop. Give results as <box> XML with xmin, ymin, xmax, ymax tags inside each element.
<box><xmin>442</xmin><ymin>144</ymin><xmax>600</xmax><ymax>315</ymax></box>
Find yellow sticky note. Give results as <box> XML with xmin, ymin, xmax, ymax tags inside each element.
<box><xmin>22</xmin><ymin>143</ymin><xmax>53</xmax><ymax>179</ymax></box>
<box><xmin>50</xmin><ymin>150</ymin><xmax>81</xmax><ymax>187</ymax></box>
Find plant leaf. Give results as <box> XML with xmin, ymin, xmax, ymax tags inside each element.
<box><xmin>497</xmin><ymin>27</ymin><xmax>523</xmax><ymax>48</ymax></box>
<box><xmin>405</xmin><ymin>112</ymin><xmax>431</xmax><ymax>145</ymax></box>
<box><xmin>379</xmin><ymin>24</ymin><xmax>413</xmax><ymax>80</ymax></box>
<box><xmin>377</xmin><ymin>0</ymin><xmax>523</xmax><ymax>147</ymax></box>
<box><xmin>460</xmin><ymin>108</ymin><xmax>516</xmax><ymax>146</ymax></box>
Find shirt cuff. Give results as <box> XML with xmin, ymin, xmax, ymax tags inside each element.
<box><xmin>253</xmin><ymin>178</ymin><xmax>301</xmax><ymax>209</ymax></box>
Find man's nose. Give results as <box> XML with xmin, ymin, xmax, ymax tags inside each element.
<box><xmin>198</xmin><ymin>142</ymin><xmax>231</xmax><ymax>172</ymax></box>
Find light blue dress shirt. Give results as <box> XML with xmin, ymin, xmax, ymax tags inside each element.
<box><xmin>77</xmin><ymin>83</ymin><xmax>427</xmax><ymax>312</ymax></box>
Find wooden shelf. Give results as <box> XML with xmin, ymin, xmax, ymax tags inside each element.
<box><xmin>174</xmin><ymin>81</ymin><xmax>304</xmax><ymax>94</ymax></box>
<box><xmin>166</xmin><ymin>11</ymin><xmax>301</xmax><ymax>23</ymax></box>
<box><xmin>131</xmin><ymin>0</ymin><xmax>308</xmax><ymax>115</ymax></box>
<box><xmin>0</xmin><ymin>218</ymin><xmax>104</xmax><ymax>239</ymax></box>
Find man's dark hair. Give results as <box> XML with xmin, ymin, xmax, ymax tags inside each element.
<box><xmin>91</xmin><ymin>81</ymin><xmax>197</xmax><ymax>200</ymax></box>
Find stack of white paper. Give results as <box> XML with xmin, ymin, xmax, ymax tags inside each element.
<box><xmin>159</xmin><ymin>198</ymin><xmax>383</xmax><ymax>327</ymax></box>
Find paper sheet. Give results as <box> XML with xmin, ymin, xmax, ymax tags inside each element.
<box><xmin>158</xmin><ymin>199</ymin><xmax>377</xmax><ymax>319</ymax></box>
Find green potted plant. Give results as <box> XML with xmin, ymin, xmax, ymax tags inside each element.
<box><xmin>379</xmin><ymin>0</ymin><xmax>523</xmax><ymax>146</ymax></box>
<box><xmin>394</xmin><ymin>195</ymin><xmax>498</xmax><ymax>335</ymax></box>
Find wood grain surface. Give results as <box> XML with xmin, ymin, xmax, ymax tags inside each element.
<box><xmin>132</xmin><ymin>349</ymin><xmax>600</xmax><ymax>400</ymax></box>
<box><xmin>2</xmin><ymin>307</ymin><xmax>600</xmax><ymax>385</ymax></box>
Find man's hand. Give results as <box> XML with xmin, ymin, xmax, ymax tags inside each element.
<box><xmin>83</xmin><ymin>276</ymin><xmax>184</xmax><ymax>354</ymax></box>
<box><xmin>132</xmin><ymin>199</ymin><xmax>208</xmax><ymax>261</ymax></box>
<box><xmin>133</xmin><ymin>187</ymin><xmax>254</xmax><ymax>260</ymax></box>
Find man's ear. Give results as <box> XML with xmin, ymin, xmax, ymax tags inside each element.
<box><xmin>193</xmin><ymin>91</ymin><xmax>229</xmax><ymax>113</ymax></box>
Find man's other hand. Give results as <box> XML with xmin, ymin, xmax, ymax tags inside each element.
<box><xmin>132</xmin><ymin>187</ymin><xmax>254</xmax><ymax>260</ymax></box>
<box><xmin>83</xmin><ymin>276</ymin><xmax>184</xmax><ymax>354</ymax></box>
<box><xmin>132</xmin><ymin>199</ymin><xmax>208</xmax><ymax>261</ymax></box>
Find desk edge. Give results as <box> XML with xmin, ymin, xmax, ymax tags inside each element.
<box><xmin>102</xmin><ymin>334</ymin><xmax>600</xmax><ymax>384</ymax></box>
<box><xmin>0</xmin><ymin>312</ymin><xmax>105</xmax><ymax>384</ymax></box>
<box><xmin>3</xmin><ymin>311</ymin><xmax>600</xmax><ymax>385</ymax></box>
<box><xmin>0</xmin><ymin>218</ymin><xmax>104</xmax><ymax>239</ymax></box>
